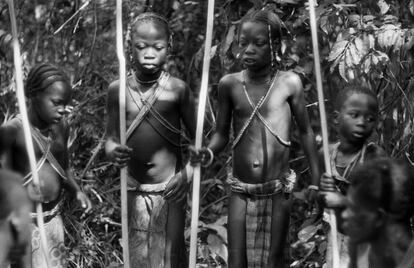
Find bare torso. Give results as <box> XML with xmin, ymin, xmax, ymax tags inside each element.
<box><xmin>120</xmin><ymin>75</ymin><xmax>190</xmax><ymax>184</ymax></box>
<box><xmin>230</xmin><ymin>71</ymin><xmax>292</xmax><ymax>183</ymax></box>
<box><xmin>4</xmin><ymin>118</ymin><xmax>67</xmax><ymax>212</ymax></box>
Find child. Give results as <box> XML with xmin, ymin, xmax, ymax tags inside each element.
<box><xmin>341</xmin><ymin>158</ymin><xmax>414</xmax><ymax>268</ymax></box>
<box><xmin>0</xmin><ymin>63</ymin><xmax>91</xmax><ymax>268</ymax></box>
<box><xmin>190</xmin><ymin>9</ymin><xmax>320</xmax><ymax>268</ymax></box>
<box><xmin>320</xmin><ymin>84</ymin><xmax>386</xmax><ymax>268</ymax></box>
<box><xmin>104</xmin><ymin>12</ymin><xmax>196</xmax><ymax>267</ymax></box>
<box><xmin>0</xmin><ymin>169</ymin><xmax>31</xmax><ymax>268</ymax></box>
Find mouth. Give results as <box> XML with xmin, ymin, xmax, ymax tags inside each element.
<box><xmin>141</xmin><ymin>63</ymin><xmax>159</xmax><ymax>70</ymax></box>
<box><xmin>53</xmin><ymin>117</ymin><xmax>62</xmax><ymax>123</ymax></box>
<box><xmin>352</xmin><ymin>132</ymin><xmax>365</xmax><ymax>139</ymax></box>
<box><xmin>242</xmin><ymin>58</ymin><xmax>256</xmax><ymax>65</ymax></box>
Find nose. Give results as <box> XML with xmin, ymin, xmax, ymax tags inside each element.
<box><xmin>355</xmin><ymin>116</ymin><xmax>365</xmax><ymax>126</ymax></box>
<box><xmin>143</xmin><ymin>47</ymin><xmax>156</xmax><ymax>59</ymax></box>
<box><xmin>57</xmin><ymin>107</ymin><xmax>65</xmax><ymax>116</ymax></box>
<box><xmin>244</xmin><ymin>43</ymin><xmax>255</xmax><ymax>55</ymax></box>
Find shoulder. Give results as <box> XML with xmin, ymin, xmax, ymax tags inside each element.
<box><xmin>365</xmin><ymin>143</ymin><xmax>387</xmax><ymax>159</ymax></box>
<box><xmin>0</xmin><ymin>168</ymin><xmax>22</xmax><ymax>182</ymax></box>
<box><xmin>3</xmin><ymin>117</ymin><xmax>22</xmax><ymax>134</ymax></box>
<box><xmin>218</xmin><ymin>72</ymin><xmax>241</xmax><ymax>94</ymax></box>
<box><xmin>108</xmin><ymin>79</ymin><xmax>119</xmax><ymax>94</ymax></box>
<box><xmin>318</xmin><ymin>142</ymin><xmax>338</xmax><ymax>158</ymax></box>
<box><xmin>219</xmin><ymin>72</ymin><xmax>240</xmax><ymax>86</ymax></box>
<box><xmin>277</xmin><ymin>70</ymin><xmax>303</xmax><ymax>93</ymax></box>
<box><xmin>0</xmin><ymin>119</ymin><xmax>21</xmax><ymax>146</ymax></box>
<box><xmin>166</xmin><ymin>75</ymin><xmax>188</xmax><ymax>93</ymax></box>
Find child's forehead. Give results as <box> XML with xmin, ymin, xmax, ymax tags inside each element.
<box><xmin>131</xmin><ymin>20</ymin><xmax>169</xmax><ymax>37</ymax></box>
<box><xmin>341</xmin><ymin>92</ymin><xmax>378</xmax><ymax>110</ymax></box>
<box><xmin>42</xmin><ymin>80</ymin><xmax>72</xmax><ymax>96</ymax></box>
<box><xmin>240</xmin><ymin>21</ymin><xmax>268</xmax><ymax>34</ymax></box>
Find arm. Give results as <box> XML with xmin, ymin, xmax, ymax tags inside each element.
<box><xmin>179</xmin><ymin>81</ymin><xmax>197</xmax><ymax>140</ymax></box>
<box><xmin>164</xmin><ymin>81</ymin><xmax>197</xmax><ymax>203</ymax></box>
<box><xmin>207</xmin><ymin>75</ymin><xmax>233</xmax><ymax>154</ymax></box>
<box><xmin>104</xmin><ymin>81</ymin><xmax>131</xmax><ymax>165</ymax></box>
<box><xmin>288</xmin><ymin>73</ymin><xmax>321</xmax><ymax>187</ymax></box>
<box><xmin>105</xmin><ymin>81</ymin><xmax>121</xmax><ymax>156</ymax></box>
<box><xmin>0</xmin><ymin>123</ymin><xmax>16</xmax><ymax>170</ymax></box>
<box><xmin>63</xmin><ymin>124</ymin><xmax>92</xmax><ymax>211</ymax></box>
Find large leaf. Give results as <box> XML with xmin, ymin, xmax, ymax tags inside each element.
<box><xmin>220</xmin><ymin>25</ymin><xmax>236</xmax><ymax>58</ymax></box>
<box><xmin>328</xmin><ymin>40</ymin><xmax>348</xmax><ymax>62</ymax></box>
<box><xmin>339</xmin><ymin>59</ymin><xmax>347</xmax><ymax>81</ymax></box>
<box><xmin>297</xmin><ymin>224</ymin><xmax>321</xmax><ymax>243</ymax></box>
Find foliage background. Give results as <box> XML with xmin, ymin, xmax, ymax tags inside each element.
<box><xmin>1</xmin><ymin>0</ymin><xmax>414</xmax><ymax>267</ymax></box>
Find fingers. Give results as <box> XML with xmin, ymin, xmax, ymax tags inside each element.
<box><xmin>320</xmin><ymin>173</ymin><xmax>336</xmax><ymax>192</ymax></box>
<box><xmin>109</xmin><ymin>145</ymin><xmax>132</xmax><ymax>166</ymax></box>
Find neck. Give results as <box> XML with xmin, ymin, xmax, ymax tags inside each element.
<box><xmin>28</xmin><ymin>106</ymin><xmax>49</xmax><ymax>131</ymax></box>
<box><xmin>244</xmin><ymin>66</ymin><xmax>274</xmax><ymax>84</ymax></box>
<box><xmin>134</xmin><ymin>69</ymin><xmax>163</xmax><ymax>85</ymax></box>
<box><xmin>338</xmin><ymin>138</ymin><xmax>365</xmax><ymax>155</ymax></box>
<box><xmin>369</xmin><ymin>222</ymin><xmax>412</xmax><ymax>268</ymax></box>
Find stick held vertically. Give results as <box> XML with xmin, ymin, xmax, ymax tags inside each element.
<box><xmin>115</xmin><ymin>0</ymin><xmax>130</xmax><ymax>267</ymax></box>
<box><xmin>7</xmin><ymin>0</ymin><xmax>51</xmax><ymax>267</ymax></box>
<box><xmin>189</xmin><ymin>0</ymin><xmax>216</xmax><ymax>267</ymax></box>
<box><xmin>308</xmin><ymin>0</ymin><xmax>339</xmax><ymax>267</ymax></box>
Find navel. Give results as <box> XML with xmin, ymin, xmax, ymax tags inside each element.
<box><xmin>253</xmin><ymin>160</ymin><xmax>261</xmax><ymax>168</ymax></box>
<box><xmin>145</xmin><ymin>162</ymin><xmax>155</xmax><ymax>168</ymax></box>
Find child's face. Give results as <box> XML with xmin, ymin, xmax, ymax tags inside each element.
<box><xmin>32</xmin><ymin>81</ymin><xmax>72</xmax><ymax>126</ymax></box>
<box><xmin>238</xmin><ymin>21</ymin><xmax>272</xmax><ymax>70</ymax></box>
<box><xmin>337</xmin><ymin>93</ymin><xmax>378</xmax><ymax>144</ymax></box>
<box><xmin>341</xmin><ymin>187</ymin><xmax>380</xmax><ymax>243</ymax></box>
<box><xmin>130</xmin><ymin>21</ymin><xmax>169</xmax><ymax>74</ymax></box>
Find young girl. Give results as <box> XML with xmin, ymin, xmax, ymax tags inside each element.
<box><xmin>105</xmin><ymin>12</ymin><xmax>196</xmax><ymax>267</ymax></box>
<box><xmin>320</xmin><ymin>84</ymin><xmax>386</xmax><ymax>268</ymax></box>
<box><xmin>341</xmin><ymin>158</ymin><xmax>414</xmax><ymax>268</ymax></box>
<box><xmin>0</xmin><ymin>63</ymin><xmax>91</xmax><ymax>268</ymax></box>
<box><xmin>190</xmin><ymin>9</ymin><xmax>320</xmax><ymax>267</ymax></box>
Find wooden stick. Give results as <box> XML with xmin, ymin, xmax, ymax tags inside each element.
<box><xmin>308</xmin><ymin>1</ymin><xmax>339</xmax><ymax>267</ymax></box>
<box><xmin>189</xmin><ymin>0</ymin><xmax>215</xmax><ymax>267</ymax></box>
<box><xmin>7</xmin><ymin>1</ymin><xmax>51</xmax><ymax>267</ymax></box>
<box><xmin>115</xmin><ymin>1</ymin><xmax>130</xmax><ymax>267</ymax></box>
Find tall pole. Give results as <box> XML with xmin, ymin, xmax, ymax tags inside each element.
<box><xmin>7</xmin><ymin>1</ymin><xmax>51</xmax><ymax>267</ymax></box>
<box><xmin>308</xmin><ymin>0</ymin><xmax>339</xmax><ymax>267</ymax></box>
<box><xmin>189</xmin><ymin>0</ymin><xmax>215</xmax><ymax>267</ymax></box>
<box><xmin>115</xmin><ymin>0</ymin><xmax>130</xmax><ymax>267</ymax></box>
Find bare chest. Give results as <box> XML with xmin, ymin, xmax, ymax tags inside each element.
<box><xmin>125</xmin><ymin>88</ymin><xmax>179</xmax><ymax>123</ymax></box>
<box><xmin>15</xmin><ymin>128</ymin><xmax>66</xmax><ymax>165</ymax></box>
<box><xmin>232</xmin><ymin>83</ymin><xmax>291</xmax><ymax>124</ymax></box>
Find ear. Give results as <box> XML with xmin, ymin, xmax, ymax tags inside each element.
<box><xmin>333</xmin><ymin>111</ymin><xmax>340</xmax><ymax>125</ymax></box>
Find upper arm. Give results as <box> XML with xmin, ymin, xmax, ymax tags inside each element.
<box><xmin>105</xmin><ymin>81</ymin><xmax>120</xmax><ymax>141</ymax></box>
<box><xmin>0</xmin><ymin>121</ymin><xmax>18</xmax><ymax>169</ymax></box>
<box><xmin>178</xmin><ymin>81</ymin><xmax>196</xmax><ymax>139</ymax></box>
<box><xmin>214</xmin><ymin>75</ymin><xmax>233</xmax><ymax>137</ymax></box>
<box><xmin>288</xmin><ymin>73</ymin><xmax>312</xmax><ymax>133</ymax></box>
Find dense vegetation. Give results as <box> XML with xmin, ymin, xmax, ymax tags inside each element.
<box><xmin>1</xmin><ymin>0</ymin><xmax>413</xmax><ymax>267</ymax></box>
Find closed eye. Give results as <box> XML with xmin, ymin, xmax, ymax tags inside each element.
<box><xmin>135</xmin><ymin>43</ymin><xmax>146</xmax><ymax>49</ymax></box>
